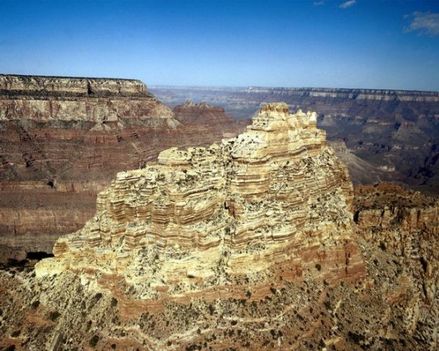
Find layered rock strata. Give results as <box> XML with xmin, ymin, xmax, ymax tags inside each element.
<box><xmin>173</xmin><ymin>101</ymin><xmax>248</xmax><ymax>139</ymax></box>
<box><xmin>354</xmin><ymin>183</ymin><xmax>438</xmax><ymax>304</ymax></box>
<box><xmin>152</xmin><ymin>86</ymin><xmax>439</xmax><ymax>191</ymax></box>
<box><xmin>0</xmin><ymin>74</ymin><xmax>177</xmax><ymax>127</ymax></box>
<box><xmin>0</xmin><ymin>75</ymin><xmax>246</xmax><ymax>261</ymax></box>
<box><xmin>353</xmin><ymin>183</ymin><xmax>438</xmax><ymax>348</ymax></box>
<box><xmin>0</xmin><ymin>105</ymin><xmax>437</xmax><ymax>350</ymax></box>
<box><xmin>174</xmin><ymin>101</ymin><xmax>234</xmax><ymax>125</ymax></box>
<box><xmin>37</xmin><ymin>103</ymin><xmax>362</xmax><ymax>284</ymax></box>
<box><xmin>1</xmin><ymin>103</ymin><xmax>368</xmax><ymax>349</ymax></box>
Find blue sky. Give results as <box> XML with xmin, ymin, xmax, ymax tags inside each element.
<box><xmin>0</xmin><ymin>0</ymin><xmax>438</xmax><ymax>90</ymax></box>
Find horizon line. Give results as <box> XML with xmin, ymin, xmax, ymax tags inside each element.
<box><xmin>1</xmin><ymin>73</ymin><xmax>438</xmax><ymax>94</ymax></box>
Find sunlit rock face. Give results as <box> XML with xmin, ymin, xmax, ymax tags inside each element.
<box><xmin>0</xmin><ymin>74</ymin><xmax>177</xmax><ymax>127</ymax></box>
<box><xmin>0</xmin><ymin>75</ymin><xmax>248</xmax><ymax>262</ymax></box>
<box><xmin>36</xmin><ymin>103</ymin><xmax>362</xmax><ymax>289</ymax></box>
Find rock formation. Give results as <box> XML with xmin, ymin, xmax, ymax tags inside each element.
<box><xmin>1</xmin><ymin>103</ymin><xmax>367</xmax><ymax>350</ymax></box>
<box><xmin>152</xmin><ymin>86</ymin><xmax>439</xmax><ymax>192</ymax></box>
<box><xmin>0</xmin><ymin>103</ymin><xmax>436</xmax><ymax>351</ymax></box>
<box><xmin>353</xmin><ymin>183</ymin><xmax>438</xmax><ymax>348</ymax></box>
<box><xmin>0</xmin><ymin>74</ymin><xmax>178</xmax><ymax>127</ymax></box>
<box><xmin>0</xmin><ymin>75</ymin><xmax>245</xmax><ymax>262</ymax></box>
<box><xmin>354</xmin><ymin>183</ymin><xmax>438</xmax><ymax>304</ymax></box>
<box><xmin>37</xmin><ymin>102</ymin><xmax>363</xmax><ymax>286</ymax></box>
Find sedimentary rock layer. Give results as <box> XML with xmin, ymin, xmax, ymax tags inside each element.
<box><xmin>4</xmin><ymin>103</ymin><xmax>360</xmax><ymax>349</ymax></box>
<box><xmin>152</xmin><ymin>86</ymin><xmax>439</xmax><ymax>192</ymax></box>
<box><xmin>37</xmin><ymin>103</ymin><xmax>361</xmax><ymax>282</ymax></box>
<box><xmin>0</xmin><ymin>75</ymin><xmax>245</xmax><ymax>261</ymax></box>
<box><xmin>353</xmin><ymin>183</ymin><xmax>438</xmax><ymax>348</ymax></box>
<box><xmin>354</xmin><ymin>183</ymin><xmax>438</xmax><ymax>304</ymax></box>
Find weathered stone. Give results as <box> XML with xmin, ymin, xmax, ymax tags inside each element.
<box><xmin>35</xmin><ymin>103</ymin><xmax>363</xmax><ymax>292</ymax></box>
<box><xmin>0</xmin><ymin>75</ymin><xmax>246</xmax><ymax>261</ymax></box>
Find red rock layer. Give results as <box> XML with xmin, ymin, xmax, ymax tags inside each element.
<box><xmin>0</xmin><ymin>75</ymin><xmax>246</xmax><ymax>262</ymax></box>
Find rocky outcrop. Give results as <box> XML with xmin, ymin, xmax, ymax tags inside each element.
<box><xmin>0</xmin><ymin>104</ymin><xmax>437</xmax><ymax>350</ymax></box>
<box><xmin>0</xmin><ymin>75</ymin><xmax>247</xmax><ymax>262</ymax></box>
<box><xmin>37</xmin><ymin>103</ymin><xmax>362</xmax><ymax>283</ymax></box>
<box><xmin>1</xmin><ymin>74</ymin><xmax>147</xmax><ymax>96</ymax></box>
<box><xmin>354</xmin><ymin>183</ymin><xmax>438</xmax><ymax>301</ymax></box>
<box><xmin>351</xmin><ymin>183</ymin><xmax>439</xmax><ymax>349</ymax></box>
<box><xmin>0</xmin><ymin>74</ymin><xmax>177</xmax><ymax>127</ymax></box>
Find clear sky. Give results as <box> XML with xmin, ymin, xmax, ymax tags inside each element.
<box><xmin>0</xmin><ymin>0</ymin><xmax>438</xmax><ymax>90</ymax></box>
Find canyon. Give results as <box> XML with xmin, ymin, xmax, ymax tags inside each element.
<box><xmin>2</xmin><ymin>76</ymin><xmax>438</xmax><ymax>261</ymax></box>
<box><xmin>152</xmin><ymin>86</ymin><xmax>439</xmax><ymax>193</ymax></box>
<box><xmin>0</xmin><ymin>75</ymin><xmax>244</xmax><ymax>262</ymax></box>
<box><xmin>0</xmin><ymin>102</ymin><xmax>437</xmax><ymax>350</ymax></box>
<box><xmin>0</xmin><ymin>76</ymin><xmax>437</xmax><ymax>350</ymax></box>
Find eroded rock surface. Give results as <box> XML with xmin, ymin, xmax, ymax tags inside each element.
<box><xmin>0</xmin><ymin>104</ymin><xmax>436</xmax><ymax>351</ymax></box>
<box><xmin>0</xmin><ymin>75</ymin><xmax>246</xmax><ymax>261</ymax></box>
<box><xmin>0</xmin><ymin>103</ymin><xmax>363</xmax><ymax>349</ymax></box>
<box><xmin>153</xmin><ymin>86</ymin><xmax>439</xmax><ymax>192</ymax></box>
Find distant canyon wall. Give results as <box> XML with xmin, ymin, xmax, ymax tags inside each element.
<box><xmin>152</xmin><ymin>86</ymin><xmax>439</xmax><ymax>193</ymax></box>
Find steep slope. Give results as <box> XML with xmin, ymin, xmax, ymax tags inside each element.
<box><xmin>173</xmin><ymin>101</ymin><xmax>233</xmax><ymax>125</ymax></box>
<box><xmin>0</xmin><ymin>75</ymin><xmax>246</xmax><ymax>262</ymax></box>
<box><xmin>173</xmin><ymin>101</ymin><xmax>248</xmax><ymax>139</ymax></box>
<box><xmin>353</xmin><ymin>183</ymin><xmax>438</xmax><ymax>348</ymax></box>
<box><xmin>329</xmin><ymin>140</ymin><xmax>402</xmax><ymax>184</ymax></box>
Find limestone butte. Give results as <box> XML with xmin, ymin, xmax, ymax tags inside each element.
<box><xmin>36</xmin><ymin>102</ymin><xmax>362</xmax><ymax>285</ymax></box>
<box><xmin>0</xmin><ymin>75</ymin><xmax>245</xmax><ymax>262</ymax></box>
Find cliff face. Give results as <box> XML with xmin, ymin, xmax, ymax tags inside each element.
<box><xmin>353</xmin><ymin>184</ymin><xmax>438</xmax><ymax>348</ymax></box>
<box><xmin>354</xmin><ymin>183</ymin><xmax>439</xmax><ymax>303</ymax></box>
<box><xmin>37</xmin><ymin>103</ymin><xmax>362</xmax><ymax>284</ymax></box>
<box><xmin>0</xmin><ymin>74</ymin><xmax>148</xmax><ymax>97</ymax></box>
<box><xmin>243</xmin><ymin>87</ymin><xmax>439</xmax><ymax>102</ymax></box>
<box><xmin>0</xmin><ymin>75</ymin><xmax>246</xmax><ymax>261</ymax></box>
<box><xmin>0</xmin><ymin>74</ymin><xmax>176</xmax><ymax>126</ymax></box>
